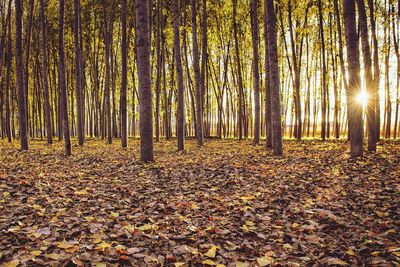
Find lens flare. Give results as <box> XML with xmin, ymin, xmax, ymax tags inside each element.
<box><xmin>356</xmin><ymin>90</ymin><xmax>368</xmax><ymax>107</ymax></box>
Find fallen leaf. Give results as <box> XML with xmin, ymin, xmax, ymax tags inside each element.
<box><xmin>204</xmin><ymin>245</ymin><xmax>217</xmax><ymax>258</ymax></box>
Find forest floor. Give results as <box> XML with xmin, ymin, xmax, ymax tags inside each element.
<box><xmin>0</xmin><ymin>139</ymin><xmax>399</xmax><ymax>267</ymax></box>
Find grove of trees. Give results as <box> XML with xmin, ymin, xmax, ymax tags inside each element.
<box><xmin>0</xmin><ymin>0</ymin><xmax>399</xmax><ymax>160</ymax></box>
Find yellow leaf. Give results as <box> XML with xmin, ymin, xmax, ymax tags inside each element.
<box><xmin>346</xmin><ymin>249</ymin><xmax>356</xmax><ymax>256</ymax></box>
<box><xmin>32</xmin><ymin>204</ymin><xmax>42</xmax><ymax>210</ymax></box>
<box><xmin>235</xmin><ymin>262</ymin><xmax>249</xmax><ymax>267</ymax></box>
<box><xmin>204</xmin><ymin>245</ymin><xmax>217</xmax><ymax>258</ymax></box>
<box><xmin>31</xmin><ymin>250</ymin><xmax>42</xmax><ymax>256</ymax></box>
<box><xmin>245</xmin><ymin>220</ymin><xmax>255</xmax><ymax>226</ymax></box>
<box><xmin>191</xmin><ymin>203</ymin><xmax>198</xmax><ymax>209</ymax></box>
<box><xmin>371</xmin><ymin>251</ymin><xmax>380</xmax><ymax>256</ymax></box>
<box><xmin>137</xmin><ymin>224</ymin><xmax>152</xmax><ymax>231</ymax></box>
<box><xmin>3</xmin><ymin>192</ymin><xmax>10</xmax><ymax>197</ymax></box>
<box><xmin>56</xmin><ymin>241</ymin><xmax>74</xmax><ymax>249</ymax></box>
<box><xmin>46</xmin><ymin>253</ymin><xmax>61</xmax><ymax>260</ymax></box>
<box><xmin>375</xmin><ymin>210</ymin><xmax>385</xmax><ymax>217</ymax></box>
<box><xmin>257</xmin><ymin>256</ymin><xmax>275</xmax><ymax>266</ymax></box>
<box><xmin>74</xmin><ymin>190</ymin><xmax>88</xmax><ymax>195</ymax></box>
<box><xmin>3</xmin><ymin>260</ymin><xmax>20</xmax><ymax>267</ymax></box>
<box><xmin>32</xmin><ymin>232</ymin><xmax>42</xmax><ymax>238</ymax></box>
<box><xmin>174</xmin><ymin>263</ymin><xmax>186</xmax><ymax>267</ymax></box>
<box><xmin>283</xmin><ymin>243</ymin><xmax>293</xmax><ymax>250</ymax></box>
<box><xmin>241</xmin><ymin>224</ymin><xmax>249</xmax><ymax>232</ymax></box>
<box><xmin>110</xmin><ymin>212</ymin><xmax>119</xmax><ymax>218</ymax></box>
<box><xmin>95</xmin><ymin>263</ymin><xmax>107</xmax><ymax>267</ymax></box>
<box><xmin>202</xmin><ymin>259</ymin><xmax>216</xmax><ymax>266</ymax></box>
<box><xmin>84</xmin><ymin>216</ymin><xmax>95</xmax><ymax>221</ymax></box>
<box><xmin>291</xmin><ymin>223</ymin><xmax>300</xmax><ymax>228</ymax></box>
<box><xmin>96</xmin><ymin>242</ymin><xmax>111</xmax><ymax>250</ymax></box>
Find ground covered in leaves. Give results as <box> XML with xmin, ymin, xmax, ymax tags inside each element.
<box><xmin>0</xmin><ymin>139</ymin><xmax>399</xmax><ymax>267</ymax></box>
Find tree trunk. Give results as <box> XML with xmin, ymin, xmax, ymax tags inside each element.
<box><xmin>74</xmin><ymin>0</ymin><xmax>84</xmax><ymax>146</ymax></box>
<box><xmin>136</xmin><ymin>0</ymin><xmax>154</xmax><ymax>161</ymax></box>
<box><xmin>251</xmin><ymin>0</ymin><xmax>261</xmax><ymax>144</ymax></box>
<box><xmin>103</xmin><ymin>0</ymin><xmax>112</xmax><ymax>144</ymax></box>
<box><xmin>15</xmin><ymin>0</ymin><xmax>29</xmax><ymax>150</ymax></box>
<box><xmin>192</xmin><ymin>0</ymin><xmax>204</xmax><ymax>145</ymax></box>
<box><xmin>40</xmin><ymin>0</ymin><xmax>52</xmax><ymax>144</ymax></box>
<box><xmin>58</xmin><ymin>0</ymin><xmax>71</xmax><ymax>156</ymax></box>
<box><xmin>173</xmin><ymin>0</ymin><xmax>185</xmax><ymax>151</ymax></box>
<box><xmin>120</xmin><ymin>0</ymin><xmax>128</xmax><ymax>147</ymax></box>
<box><xmin>233</xmin><ymin>0</ymin><xmax>244</xmax><ymax>140</ymax></box>
<box><xmin>357</xmin><ymin>0</ymin><xmax>377</xmax><ymax>150</ymax></box>
<box><xmin>343</xmin><ymin>0</ymin><xmax>363</xmax><ymax>157</ymax></box>
<box><xmin>265</xmin><ymin>0</ymin><xmax>283</xmax><ymax>155</ymax></box>
<box><xmin>264</xmin><ymin>0</ymin><xmax>272</xmax><ymax>148</ymax></box>
<box><xmin>318</xmin><ymin>0</ymin><xmax>327</xmax><ymax>141</ymax></box>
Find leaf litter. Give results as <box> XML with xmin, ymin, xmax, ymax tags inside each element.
<box><xmin>0</xmin><ymin>139</ymin><xmax>399</xmax><ymax>266</ymax></box>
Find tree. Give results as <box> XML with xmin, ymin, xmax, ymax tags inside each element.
<box><xmin>251</xmin><ymin>0</ymin><xmax>261</xmax><ymax>145</ymax></box>
<box><xmin>58</xmin><ymin>0</ymin><xmax>71</xmax><ymax>156</ymax></box>
<box><xmin>136</xmin><ymin>0</ymin><xmax>154</xmax><ymax>161</ymax></box>
<box><xmin>356</xmin><ymin>0</ymin><xmax>377</xmax><ymax>151</ymax></box>
<box><xmin>192</xmin><ymin>0</ymin><xmax>204</xmax><ymax>146</ymax></box>
<box><xmin>318</xmin><ymin>0</ymin><xmax>327</xmax><ymax>141</ymax></box>
<box><xmin>40</xmin><ymin>0</ymin><xmax>52</xmax><ymax>145</ymax></box>
<box><xmin>103</xmin><ymin>0</ymin><xmax>112</xmax><ymax>145</ymax></box>
<box><xmin>120</xmin><ymin>0</ymin><xmax>128</xmax><ymax>148</ymax></box>
<box><xmin>343</xmin><ymin>0</ymin><xmax>363</xmax><ymax>157</ymax></box>
<box><xmin>174</xmin><ymin>0</ymin><xmax>185</xmax><ymax>151</ymax></box>
<box><xmin>264</xmin><ymin>0</ymin><xmax>272</xmax><ymax>148</ymax></box>
<box><xmin>15</xmin><ymin>0</ymin><xmax>29</xmax><ymax>150</ymax></box>
<box><xmin>233</xmin><ymin>0</ymin><xmax>244</xmax><ymax>140</ymax></box>
<box><xmin>265</xmin><ymin>0</ymin><xmax>283</xmax><ymax>155</ymax></box>
<box><xmin>74</xmin><ymin>0</ymin><xmax>84</xmax><ymax>146</ymax></box>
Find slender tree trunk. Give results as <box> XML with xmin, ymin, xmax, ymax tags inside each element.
<box><xmin>265</xmin><ymin>0</ymin><xmax>283</xmax><ymax>155</ymax></box>
<box><xmin>15</xmin><ymin>0</ymin><xmax>29</xmax><ymax>150</ymax></box>
<box><xmin>173</xmin><ymin>0</ymin><xmax>185</xmax><ymax>151</ymax></box>
<box><xmin>251</xmin><ymin>0</ymin><xmax>261</xmax><ymax>144</ymax></box>
<box><xmin>264</xmin><ymin>0</ymin><xmax>272</xmax><ymax>147</ymax></box>
<box><xmin>74</xmin><ymin>0</ymin><xmax>84</xmax><ymax>146</ymax></box>
<box><xmin>120</xmin><ymin>0</ymin><xmax>128</xmax><ymax>147</ymax></box>
<box><xmin>343</xmin><ymin>0</ymin><xmax>363</xmax><ymax>157</ymax></box>
<box><xmin>233</xmin><ymin>0</ymin><xmax>244</xmax><ymax>140</ymax></box>
<box><xmin>357</xmin><ymin>0</ymin><xmax>377</xmax><ymax>150</ymax></box>
<box><xmin>136</xmin><ymin>0</ymin><xmax>154</xmax><ymax>161</ymax></box>
<box><xmin>58</xmin><ymin>0</ymin><xmax>71</xmax><ymax>156</ymax></box>
<box><xmin>318</xmin><ymin>0</ymin><xmax>327</xmax><ymax>141</ymax></box>
<box><xmin>103</xmin><ymin>0</ymin><xmax>112</xmax><ymax>144</ymax></box>
<box><xmin>367</xmin><ymin>0</ymin><xmax>381</xmax><ymax>140</ymax></box>
<box><xmin>5</xmin><ymin>10</ymin><xmax>11</xmax><ymax>143</ymax></box>
<box><xmin>40</xmin><ymin>0</ymin><xmax>52</xmax><ymax>144</ymax></box>
<box><xmin>192</xmin><ymin>0</ymin><xmax>204</xmax><ymax>145</ymax></box>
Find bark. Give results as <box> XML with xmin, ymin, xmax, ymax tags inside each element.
<box><xmin>58</xmin><ymin>0</ymin><xmax>71</xmax><ymax>156</ymax></box>
<box><xmin>102</xmin><ymin>0</ymin><xmax>112</xmax><ymax>144</ymax></box>
<box><xmin>318</xmin><ymin>0</ymin><xmax>327</xmax><ymax>141</ymax></box>
<box><xmin>120</xmin><ymin>0</ymin><xmax>128</xmax><ymax>147</ymax></box>
<box><xmin>39</xmin><ymin>0</ymin><xmax>52</xmax><ymax>144</ymax></box>
<box><xmin>343</xmin><ymin>0</ymin><xmax>363</xmax><ymax>157</ymax></box>
<box><xmin>264</xmin><ymin>0</ymin><xmax>272</xmax><ymax>147</ymax></box>
<box><xmin>15</xmin><ymin>0</ymin><xmax>29</xmax><ymax>150</ymax></box>
<box><xmin>251</xmin><ymin>0</ymin><xmax>260</xmax><ymax>144</ymax></box>
<box><xmin>173</xmin><ymin>0</ymin><xmax>185</xmax><ymax>151</ymax></box>
<box><xmin>357</xmin><ymin>0</ymin><xmax>377</xmax><ymax>150</ymax></box>
<box><xmin>367</xmin><ymin>0</ymin><xmax>380</xmax><ymax>139</ymax></box>
<box><xmin>192</xmin><ymin>0</ymin><xmax>204</xmax><ymax>145</ymax></box>
<box><xmin>233</xmin><ymin>0</ymin><xmax>244</xmax><ymax>140</ymax></box>
<box><xmin>265</xmin><ymin>0</ymin><xmax>283</xmax><ymax>155</ymax></box>
<box><xmin>74</xmin><ymin>0</ymin><xmax>84</xmax><ymax>146</ymax></box>
<box><xmin>136</xmin><ymin>0</ymin><xmax>154</xmax><ymax>161</ymax></box>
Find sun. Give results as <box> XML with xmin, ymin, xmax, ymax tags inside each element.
<box><xmin>356</xmin><ymin>90</ymin><xmax>369</xmax><ymax>107</ymax></box>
